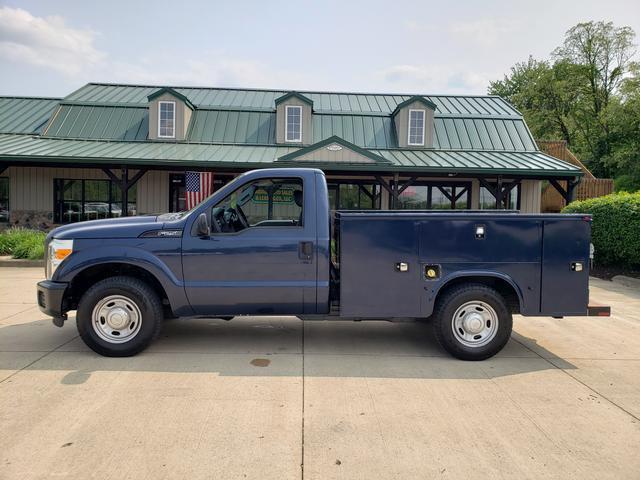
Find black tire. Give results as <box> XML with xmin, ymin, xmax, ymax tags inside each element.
<box><xmin>76</xmin><ymin>276</ymin><xmax>163</xmax><ymax>357</ymax></box>
<box><xmin>432</xmin><ymin>283</ymin><xmax>512</xmax><ymax>361</ymax></box>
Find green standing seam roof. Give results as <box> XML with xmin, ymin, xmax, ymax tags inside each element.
<box><xmin>0</xmin><ymin>97</ymin><xmax>60</xmax><ymax>134</ymax></box>
<box><xmin>0</xmin><ymin>83</ymin><xmax>582</xmax><ymax>178</ymax></box>
<box><xmin>64</xmin><ymin>83</ymin><xmax>521</xmax><ymax>116</ymax></box>
<box><xmin>0</xmin><ymin>134</ymin><xmax>582</xmax><ymax>177</ymax></box>
<box><xmin>43</xmin><ymin>103</ymin><xmax>538</xmax><ymax>152</ymax></box>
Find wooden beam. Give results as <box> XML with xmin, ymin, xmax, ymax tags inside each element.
<box><xmin>125</xmin><ymin>169</ymin><xmax>147</xmax><ymax>190</ymax></box>
<box><xmin>397</xmin><ymin>176</ymin><xmax>418</xmax><ymax>195</ymax></box>
<box><xmin>375</xmin><ymin>175</ymin><xmax>393</xmax><ymax>195</ymax></box>
<box><xmin>102</xmin><ymin>168</ymin><xmax>121</xmax><ymax>185</ymax></box>
<box><xmin>566</xmin><ymin>178</ymin><xmax>580</xmax><ymax>204</ymax></box>
<box><xmin>549</xmin><ymin>178</ymin><xmax>575</xmax><ymax>204</ymax></box>
<box><xmin>121</xmin><ymin>166</ymin><xmax>129</xmax><ymax>217</ymax></box>
<box><xmin>437</xmin><ymin>186</ymin><xmax>454</xmax><ymax>203</ymax></box>
<box><xmin>358</xmin><ymin>184</ymin><xmax>374</xmax><ymax>201</ymax></box>
<box><xmin>454</xmin><ymin>186</ymin><xmax>468</xmax><ymax>202</ymax></box>
<box><xmin>477</xmin><ymin>177</ymin><xmax>498</xmax><ymax>199</ymax></box>
<box><xmin>392</xmin><ymin>173</ymin><xmax>399</xmax><ymax>209</ymax></box>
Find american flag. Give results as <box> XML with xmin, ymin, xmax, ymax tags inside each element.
<box><xmin>185</xmin><ymin>171</ymin><xmax>213</xmax><ymax>209</ymax></box>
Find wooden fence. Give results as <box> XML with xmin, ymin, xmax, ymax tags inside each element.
<box><xmin>538</xmin><ymin>141</ymin><xmax>613</xmax><ymax>212</ymax></box>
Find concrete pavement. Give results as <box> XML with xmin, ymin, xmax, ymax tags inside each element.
<box><xmin>1</xmin><ymin>268</ymin><xmax>639</xmax><ymax>479</ymax></box>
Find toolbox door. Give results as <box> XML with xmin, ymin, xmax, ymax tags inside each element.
<box><xmin>541</xmin><ymin>218</ymin><xmax>590</xmax><ymax>315</ymax></box>
<box><xmin>339</xmin><ymin>218</ymin><xmax>421</xmax><ymax>317</ymax></box>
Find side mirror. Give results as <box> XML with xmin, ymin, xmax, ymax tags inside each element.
<box><xmin>195</xmin><ymin>212</ymin><xmax>210</xmax><ymax>237</ymax></box>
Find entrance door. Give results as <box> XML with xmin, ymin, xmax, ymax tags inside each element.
<box><xmin>181</xmin><ymin>176</ymin><xmax>317</xmax><ymax>315</ymax></box>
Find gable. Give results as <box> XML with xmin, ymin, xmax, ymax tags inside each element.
<box><xmin>392</xmin><ymin>95</ymin><xmax>437</xmax><ymax>115</ymax></box>
<box><xmin>277</xmin><ymin>136</ymin><xmax>391</xmax><ymax>165</ymax></box>
<box><xmin>274</xmin><ymin>91</ymin><xmax>313</xmax><ymax>107</ymax></box>
<box><xmin>147</xmin><ymin>87</ymin><xmax>195</xmax><ymax>110</ymax></box>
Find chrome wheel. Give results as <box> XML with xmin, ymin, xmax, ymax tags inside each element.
<box><xmin>92</xmin><ymin>295</ymin><xmax>142</xmax><ymax>344</ymax></box>
<box><xmin>451</xmin><ymin>300</ymin><xmax>499</xmax><ymax>348</ymax></box>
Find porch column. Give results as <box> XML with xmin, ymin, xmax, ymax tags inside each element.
<box><xmin>102</xmin><ymin>167</ymin><xmax>148</xmax><ymax>217</ymax></box>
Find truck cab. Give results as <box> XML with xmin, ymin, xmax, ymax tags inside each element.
<box><xmin>37</xmin><ymin>168</ymin><xmax>608</xmax><ymax>360</ymax></box>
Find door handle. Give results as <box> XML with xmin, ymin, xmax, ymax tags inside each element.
<box><xmin>299</xmin><ymin>241</ymin><xmax>313</xmax><ymax>261</ymax></box>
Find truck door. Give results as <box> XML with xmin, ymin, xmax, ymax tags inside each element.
<box><xmin>181</xmin><ymin>176</ymin><xmax>317</xmax><ymax>315</ymax></box>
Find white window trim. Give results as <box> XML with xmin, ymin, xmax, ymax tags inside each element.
<box><xmin>407</xmin><ymin>108</ymin><xmax>426</xmax><ymax>146</ymax></box>
<box><xmin>158</xmin><ymin>101</ymin><xmax>176</xmax><ymax>139</ymax></box>
<box><xmin>285</xmin><ymin>105</ymin><xmax>303</xmax><ymax>143</ymax></box>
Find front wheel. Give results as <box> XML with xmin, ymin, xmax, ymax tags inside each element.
<box><xmin>432</xmin><ymin>284</ymin><xmax>512</xmax><ymax>361</ymax></box>
<box><xmin>76</xmin><ymin>276</ymin><xmax>163</xmax><ymax>357</ymax></box>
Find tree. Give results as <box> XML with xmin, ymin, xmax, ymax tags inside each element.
<box><xmin>552</xmin><ymin>22</ymin><xmax>637</xmax><ymax>176</ymax></box>
<box><xmin>489</xmin><ymin>21</ymin><xmax>639</xmax><ymax>181</ymax></box>
<box><xmin>553</xmin><ymin>21</ymin><xmax>636</xmax><ymax>117</ymax></box>
<box><xmin>607</xmin><ymin>67</ymin><xmax>640</xmax><ymax>190</ymax></box>
<box><xmin>488</xmin><ymin>57</ymin><xmax>581</xmax><ymax>145</ymax></box>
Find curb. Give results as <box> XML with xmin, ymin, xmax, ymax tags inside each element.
<box><xmin>611</xmin><ymin>275</ymin><xmax>640</xmax><ymax>289</ymax></box>
<box><xmin>0</xmin><ymin>256</ymin><xmax>44</xmax><ymax>268</ymax></box>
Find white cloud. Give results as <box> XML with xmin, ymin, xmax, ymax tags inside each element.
<box><xmin>0</xmin><ymin>6</ymin><xmax>313</xmax><ymax>90</ymax></box>
<box><xmin>0</xmin><ymin>6</ymin><xmax>104</xmax><ymax>75</ymax></box>
<box><xmin>448</xmin><ymin>18</ymin><xmax>521</xmax><ymax>47</ymax></box>
<box><xmin>106</xmin><ymin>54</ymin><xmax>310</xmax><ymax>90</ymax></box>
<box><xmin>378</xmin><ymin>64</ymin><xmax>497</xmax><ymax>94</ymax></box>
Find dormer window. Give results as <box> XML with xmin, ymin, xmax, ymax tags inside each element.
<box><xmin>408</xmin><ymin>109</ymin><xmax>425</xmax><ymax>146</ymax></box>
<box><xmin>285</xmin><ymin>105</ymin><xmax>302</xmax><ymax>142</ymax></box>
<box><xmin>158</xmin><ymin>101</ymin><xmax>176</xmax><ymax>138</ymax></box>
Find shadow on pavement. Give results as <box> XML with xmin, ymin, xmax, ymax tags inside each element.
<box><xmin>0</xmin><ymin>317</ymin><xmax>574</xmax><ymax>384</ymax></box>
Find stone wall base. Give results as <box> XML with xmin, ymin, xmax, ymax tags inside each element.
<box><xmin>7</xmin><ymin>210</ymin><xmax>56</xmax><ymax>231</ymax></box>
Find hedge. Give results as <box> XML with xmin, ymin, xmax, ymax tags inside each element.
<box><xmin>0</xmin><ymin>228</ymin><xmax>47</xmax><ymax>260</ymax></box>
<box><xmin>562</xmin><ymin>192</ymin><xmax>640</xmax><ymax>266</ymax></box>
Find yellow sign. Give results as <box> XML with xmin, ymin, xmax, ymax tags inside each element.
<box><xmin>252</xmin><ymin>188</ymin><xmax>295</xmax><ymax>204</ymax></box>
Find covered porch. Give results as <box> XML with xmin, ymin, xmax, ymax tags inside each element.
<box><xmin>0</xmin><ymin>133</ymin><xmax>583</xmax><ymax>228</ymax></box>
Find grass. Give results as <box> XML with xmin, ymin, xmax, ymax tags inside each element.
<box><xmin>0</xmin><ymin>228</ymin><xmax>47</xmax><ymax>260</ymax></box>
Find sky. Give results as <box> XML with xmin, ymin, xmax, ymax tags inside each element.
<box><xmin>1</xmin><ymin>0</ymin><xmax>639</xmax><ymax>98</ymax></box>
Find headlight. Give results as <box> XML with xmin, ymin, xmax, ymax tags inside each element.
<box><xmin>47</xmin><ymin>239</ymin><xmax>73</xmax><ymax>279</ymax></box>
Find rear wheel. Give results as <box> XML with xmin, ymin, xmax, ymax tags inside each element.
<box><xmin>432</xmin><ymin>284</ymin><xmax>512</xmax><ymax>360</ymax></box>
<box><xmin>76</xmin><ymin>276</ymin><xmax>163</xmax><ymax>357</ymax></box>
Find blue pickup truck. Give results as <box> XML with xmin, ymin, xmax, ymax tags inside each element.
<box><xmin>37</xmin><ymin>168</ymin><xmax>608</xmax><ymax>360</ymax></box>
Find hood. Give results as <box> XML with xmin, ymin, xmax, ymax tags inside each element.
<box><xmin>49</xmin><ymin>215</ymin><xmax>164</xmax><ymax>240</ymax></box>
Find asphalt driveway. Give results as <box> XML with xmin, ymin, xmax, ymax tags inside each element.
<box><xmin>1</xmin><ymin>267</ymin><xmax>639</xmax><ymax>479</ymax></box>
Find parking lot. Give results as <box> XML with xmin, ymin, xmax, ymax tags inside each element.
<box><xmin>1</xmin><ymin>267</ymin><xmax>639</xmax><ymax>479</ymax></box>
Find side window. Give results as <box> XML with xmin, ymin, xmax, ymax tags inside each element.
<box><xmin>211</xmin><ymin>178</ymin><xmax>303</xmax><ymax>233</ymax></box>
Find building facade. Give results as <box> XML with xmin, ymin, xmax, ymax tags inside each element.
<box><xmin>0</xmin><ymin>83</ymin><xmax>582</xmax><ymax>229</ymax></box>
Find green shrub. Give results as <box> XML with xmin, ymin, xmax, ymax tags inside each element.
<box><xmin>562</xmin><ymin>192</ymin><xmax>640</xmax><ymax>266</ymax></box>
<box><xmin>0</xmin><ymin>228</ymin><xmax>47</xmax><ymax>260</ymax></box>
<box><xmin>614</xmin><ymin>174</ymin><xmax>640</xmax><ymax>193</ymax></box>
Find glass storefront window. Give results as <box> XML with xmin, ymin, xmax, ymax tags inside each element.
<box><xmin>169</xmin><ymin>173</ymin><xmax>234</xmax><ymax>213</ymax></box>
<box><xmin>327</xmin><ymin>182</ymin><xmax>381</xmax><ymax>210</ymax></box>
<box><xmin>0</xmin><ymin>177</ymin><xmax>9</xmax><ymax>222</ymax></box>
<box><xmin>396</xmin><ymin>183</ymin><xmax>471</xmax><ymax>210</ymax></box>
<box><xmin>54</xmin><ymin>179</ymin><xmax>137</xmax><ymax>223</ymax></box>
<box><xmin>479</xmin><ymin>184</ymin><xmax>520</xmax><ymax>210</ymax></box>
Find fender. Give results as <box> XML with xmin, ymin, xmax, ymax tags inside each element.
<box><xmin>423</xmin><ymin>270</ymin><xmax>526</xmax><ymax>318</ymax></box>
<box><xmin>53</xmin><ymin>243</ymin><xmax>194</xmax><ymax>316</ymax></box>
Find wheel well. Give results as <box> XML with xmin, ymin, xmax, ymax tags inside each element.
<box><xmin>436</xmin><ymin>276</ymin><xmax>521</xmax><ymax>314</ymax></box>
<box><xmin>66</xmin><ymin>263</ymin><xmax>171</xmax><ymax>312</ymax></box>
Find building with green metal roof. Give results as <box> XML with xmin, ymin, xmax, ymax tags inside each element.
<box><xmin>0</xmin><ymin>83</ymin><xmax>582</xmax><ymax>228</ymax></box>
